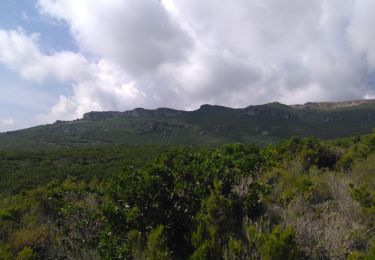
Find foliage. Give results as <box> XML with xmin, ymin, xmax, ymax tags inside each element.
<box><xmin>144</xmin><ymin>225</ymin><xmax>172</xmax><ymax>260</ymax></box>
<box><xmin>0</xmin><ymin>145</ymin><xmax>172</xmax><ymax>197</ymax></box>
<box><xmin>100</xmin><ymin>144</ymin><xmax>268</xmax><ymax>259</ymax></box>
<box><xmin>15</xmin><ymin>247</ymin><xmax>36</xmax><ymax>260</ymax></box>
<box><xmin>1</xmin><ymin>133</ymin><xmax>375</xmax><ymax>259</ymax></box>
<box><xmin>261</xmin><ymin>226</ymin><xmax>301</xmax><ymax>260</ymax></box>
<box><xmin>191</xmin><ymin>183</ymin><xmax>236</xmax><ymax>259</ymax></box>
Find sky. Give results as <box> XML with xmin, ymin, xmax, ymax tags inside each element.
<box><xmin>1</xmin><ymin>0</ymin><xmax>375</xmax><ymax>132</ymax></box>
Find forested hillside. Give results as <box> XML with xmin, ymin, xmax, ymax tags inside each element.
<box><xmin>2</xmin><ymin>101</ymin><xmax>375</xmax><ymax>150</ymax></box>
<box><xmin>0</xmin><ymin>145</ymin><xmax>174</xmax><ymax>198</ymax></box>
<box><xmin>1</xmin><ymin>132</ymin><xmax>375</xmax><ymax>259</ymax></box>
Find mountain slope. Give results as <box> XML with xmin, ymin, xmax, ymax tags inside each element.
<box><xmin>1</xmin><ymin>100</ymin><xmax>375</xmax><ymax>150</ymax></box>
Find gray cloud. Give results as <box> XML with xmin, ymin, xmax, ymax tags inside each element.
<box><xmin>38</xmin><ymin>0</ymin><xmax>192</xmax><ymax>76</ymax></box>
<box><xmin>347</xmin><ymin>0</ymin><xmax>375</xmax><ymax>69</ymax></box>
<box><xmin>167</xmin><ymin>0</ymin><xmax>374</xmax><ymax>105</ymax></box>
<box><xmin>3</xmin><ymin>0</ymin><xmax>375</xmax><ymax>125</ymax></box>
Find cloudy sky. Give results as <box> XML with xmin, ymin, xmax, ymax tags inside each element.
<box><xmin>1</xmin><ymin>0</ymin><xmax>375</xmax><ymax>132</ymax></box>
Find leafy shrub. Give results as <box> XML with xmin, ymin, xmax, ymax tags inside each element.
<box><xmin>15</xmin><ymin>247</ymin><xmax>36</xmax><ymax>260</ymax></box>
<box><xmin>337</xmin><ymin>151</ymin><xmax>355</xmax><ymax>172</ymax></box>
<box><xmin>348</xmin><ymin>239</ymin><xmax>375</xmax><ymax>260</ymax></box>
<box><xmin>9</xmin><ymin>226</ymin><xmax>51</xmax><ymax>253</ymax></box>
<box><xmin>1</xmin><ymin>135</ymin><xmax>375</xmax><ymax>259</ymax></box>
<box><xmin>350</xmin><ymin>185</ymin><xmax>374</xmax><ymax>209</ymax></box>
<box><xmin>191</xmin><ymin>184</ymin><xmax>236</xmax><ymax>259</ymax></box>
<box><xmin>101</xmin><ymin>144</ymin><xmax>267</xmax><ymax>259</ymax></box>
<box><xmin>0</xmin><ymin>244</ymin><xmax>12</xmax><ymax>260</ymax></box>
<box><xmin>261</xmin><ymin>226</ymin><xmax>302</xmax><ymax>260</ymax></box>
<box><xmin>144</xmin><ymin>225</ymin><xmax>172</xmax><ymax>260</ymax></box>
<box><xmin>224</xmin><ymin>237</ymin><xmax>245</xmax><ymax>260</ymax></box>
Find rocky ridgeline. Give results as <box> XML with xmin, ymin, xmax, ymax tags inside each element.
<box><xmin>82</xmin><ymin>108</ymin><xmax>186</xmax><ymax>121</ymax></box>
<box><xmin>81</xmin><ymin>99</ymin><xmax>375</xmax><ymax>122</ymax></box>
<box><xmin>4</xmin><ymin>99</ymin><xmax>375</xmax><ymax>150</ymax></box>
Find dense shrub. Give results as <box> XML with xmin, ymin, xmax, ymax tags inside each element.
<box><xmin>261</xmin><ymin>226</ymin><xmax>302</xmax><ymax>260</ymax></box>
<box><xmin>100</xmin><ymin>144</ymin><xmax>268</xmax><ymax>259</ymax></box>
<box><xmin>1</xmin><ymin>134</ymin><xmax>375</xmax><ymax>259</ymax></box>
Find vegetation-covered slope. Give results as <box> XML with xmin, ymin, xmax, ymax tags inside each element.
<box><xmin>0</xmin><ymin>145</ymin><xmax>174</xmax><ymax>197</ymax></box>
<box><xmin>1</xmin><ymin>132</ymin><xmax>375</xmax><ymax>259</ymax></box>
<box><xmin>2</xmin><ymin>100</ymin><xmax>375</xmax><ymax>149</ymax></box>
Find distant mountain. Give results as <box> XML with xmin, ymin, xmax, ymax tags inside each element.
<box><xmin>1</xmin><ymin>100</ymin><xmax>375</xmax><ymax>150</ymax></box>
<box><xmin>291</xmin><ymin>99</ymin><xmax>375</xmax><ymax>110</ymax></box>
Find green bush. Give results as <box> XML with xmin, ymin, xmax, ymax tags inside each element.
<box><xmin>191</xmin><ymin>184</ymin><xmax>235</xmax><ymax>259</ymax></box>
<box><xmin>101</xmin><ymin>144</ymin><xmax>267</xmax><ymax>259</ymax></box>
<box><xmin>261</xmin><ymin>226</ymin><xmax>301</xmax><ymax>260</ymax></box>
<box><xmin>0</xmin><ymin>244</ymin><xmax>12</xmax><ymax>260</ymax></box>
<box><xmin>145</xmin><ymin>226</ymin><xmax>172</xmax><ymax>260</ymax></box>
<box><xmin>224</xmin><ymin>237</ymin><xmax>245</xmax><ymax>260</ymax></box>
<box><xmin>1</xmin><ymin>135</ymin><xmax>375</xmax><ymax>259</ymax></box>
<box><xmin>15</xmin><ymin>247</ymin><xmax>36</xmax><ymax>260</ymax></box>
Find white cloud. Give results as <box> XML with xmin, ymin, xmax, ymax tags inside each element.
<box><xmin>38</xmin><ymin>59</ymin><xmax>147</xmax><ymax>122</ymax></box>
<box><xmin>166</xmin><ymin>0</ymin><xmax>371</xmax><ymax>106</ymax></box>
<box><xmin>37</xmin><ymin>0</ymin><xmax>191</xmax><ymax>76</ymax></box>
<box><xmin>1</xmin><ymin>118</ymin><xmax>15</xmax><ymax>126</ymax></box>
<box><xmin>0</xmin><ymin>29</ymin><xmax>147</xmax><ymax>123</ymax></box>
<box><xmin>0</xmin><ymin>118</ymin><xmax>15</xmax><ymax>132</ymax></box>
<box><xmin>364</xmin><ymin>94</ymin><xmax>375</xmax><ymax>100</ymax></box>
<box><xmin>2</xmin><ymin>0</ymin><xmax>375</xmax><ymax>127</ymax></box>
<box><xmin>0</xmin><ymin>29</ymin><xmax>89</xmax><ymax>82</ymax></box>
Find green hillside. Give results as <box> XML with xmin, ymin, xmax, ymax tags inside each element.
<box><xmin>0</xmin><ymin>145</ymin><xmax>175</xmax><ymax>197</ymax></box>
<box><xmin>2</xmin><ymin>100</ymin><xmax>375</xmax><ymax>150</ymax></box>
<box><xmin>0</xmin><ymin>132</ymin><xmax>375</xmax><ymax>259</ymax></box>
<box><xmin>1</xmin><ymin>100</ymin><xmax>375</xmax><ymax>259</ymax></box>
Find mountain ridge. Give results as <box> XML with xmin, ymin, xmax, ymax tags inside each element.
<box><xmin>2</xmin><ymin>99</ymin><xmax>375</xmax><ymax>150</ymax></box>
<box><xmin>291</xmin><ymin>99</ymin><xmax>375</xmax><ymax>110</ymax></box>
<box><xmin>79</xmin><ymin>99</ymin><xmax>375</xmax><ymax>122</ymax></box>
